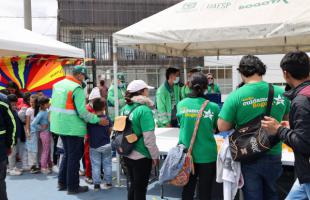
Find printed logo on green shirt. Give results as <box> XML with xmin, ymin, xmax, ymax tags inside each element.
<box><xmin>242</xmin><ymin>94</ymin><xmax>285</xmax><ymax>108</ymax></box>
<box><xmin>180</xmin><ymin>108</ymin><xmax>214</xmax><ymax>120</ymax></box>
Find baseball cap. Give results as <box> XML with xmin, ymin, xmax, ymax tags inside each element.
<box><xmin>73</xmin><ymin>65</ymin><xmax>89</xmax><ymax>79</ymax></box>
<box><xmin>127</xmin><ymin>80</ymin><xmax>154</xmax><ymax>93</ymax></box>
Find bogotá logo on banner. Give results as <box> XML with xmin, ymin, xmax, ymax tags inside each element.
<box><xmin>239</xmin><ymin>0</ymin><xmax>289</xmax><ymax>10</ymax></box>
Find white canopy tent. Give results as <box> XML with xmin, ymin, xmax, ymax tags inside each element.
<box><xmin>112</xmin><ymin>0</ymin><xmax>310</xmax><ymax>184</ymax></box>
<box><xmin>0</xmin><ymin>26</ymin><xmax>84</xmax><ymax>58</ymax></box>
<box><xmin>114</xmin><ymin>0</ymin><xmax>310</xmax><ymax>57</ymax></box>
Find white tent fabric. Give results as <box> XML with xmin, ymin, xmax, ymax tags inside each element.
<box><xmin>114</xmin><ymin>0</ymin><xmax>310</xmax><ymax>57</ymax></box>
<box><xmin>0</xmin><ymin>26</ymin><xmax>84</xmax><ymax>58</ymax></box>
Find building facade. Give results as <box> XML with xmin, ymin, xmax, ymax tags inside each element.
<box><xmin>57</xmin><ymin>0</ymin><xmax>204</xmax><ymax>98</ymax></box>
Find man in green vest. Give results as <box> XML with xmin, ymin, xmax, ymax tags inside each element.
<box><xmin>50</xmin><ymin>65</ymin><xmax>108</xmax><ymax>194</ymax></box>
<box><xmin>156</xmin><ymin>67</ymin><xmax>181</xmax><ymax>127</ymax></box>
<box><xmin>107</xmin><ymin>73</ymin><xmax>126</xmax><ymax>121</ymax></box>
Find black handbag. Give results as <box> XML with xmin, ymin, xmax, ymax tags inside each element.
<box><xmin>229</xmin><ymin>83</ymin><xmax>279</xmax><ymax>162</ymax></box>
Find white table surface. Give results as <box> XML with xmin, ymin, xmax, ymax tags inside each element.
<box><xmin>155</xmin><ymin>128</ymin><xmax>295</xmax><ymax>166</ymax></box>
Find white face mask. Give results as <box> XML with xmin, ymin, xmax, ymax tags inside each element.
<box><xmin>174</xmin><ymin>77</ymin><xmax>180</xmax><ymax>84</ymax></box>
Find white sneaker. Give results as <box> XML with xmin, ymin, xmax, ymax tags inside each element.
<box><xmin>101</xmin><ymin>183</ymin><xmax>112</xmax><ymax>190</ymax></box>
<box><xmin>52</xmin><ymin>165</ymin><xmax>59</xmax><ymax>173</ymax></box>
<box><xmin>112</xmin><ymin>157</ymin><xmax>117</xmax><ymax>163</ymax></box>
<box><xmin>8</xmin><ymin>168</ymin><xmax>22</xmax><ymax>176</ymax></box>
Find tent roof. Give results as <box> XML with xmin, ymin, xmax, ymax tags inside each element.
<box><xmin>0</xmin><ymin>26</ymin><xmax>84</xmax><ymax>58</ymax></box>
<box><xmin>113</xmin><ymin>0</ymin><xmax>310</xmax><ymax>57</ymax></box>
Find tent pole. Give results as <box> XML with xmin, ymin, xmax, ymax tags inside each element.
<box><xmin>113</xmin><ymin>39</ymin><xmax>121</xmax><ymax>186</ymax></box>
<box><xmin>183</xmin><ymin>57</ymin><xmax>187</xmax><ymax>83</ymax></box>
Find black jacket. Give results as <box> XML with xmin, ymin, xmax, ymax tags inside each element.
<box><xmin>277</xmin><ymin>80</ymin><xmax>310</xmax><ymax>184</ymax></box>
<box><xmin>0</xmin><ymin>95</ymin><xmax>16</xmax><ymax>162</ymax></box>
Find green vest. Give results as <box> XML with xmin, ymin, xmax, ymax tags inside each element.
<box><xmin>50</xmin><ymin>78</ymin><xmax>87</xmax><ymax>137</ymax></box>
<box><xmin>156</xmin><ymin>81</ymin><xmax>181</xmax><ymax>127</ymax></box>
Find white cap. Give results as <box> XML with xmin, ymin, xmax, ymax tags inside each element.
<box><xmin>127</xmin><ymin>80</ymin><xmax>154</xmax><ymax>93</ymax></box>
<box><xmin>88</xmin><ymin>87</ymin><xmax>101</xmax><ymax>100</ymax></box>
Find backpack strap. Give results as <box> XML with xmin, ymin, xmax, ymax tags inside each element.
<box><xmin>187</xmin><ymin>100</ymin><xmax>209</xmax><ymax>155</ymax></box>
<box><xmin>126</xmin><ymin>104</ymin><xmax>143</xmax><ymax>117</ymax></box>
<box><xmin>266</xmin><ymin>83</ymin><xmax>275</xmax><ymax>116</ymax></box>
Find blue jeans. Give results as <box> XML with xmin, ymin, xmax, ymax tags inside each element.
<box><xmin>241</xmin><ymin>154</ymin><xmax>283</xmax><ymax>200</ymax></box>
<box><xmin>286</xmin><ymin>179</ymin><xmax>310</xmax><ymax>200</ymax></box>
<box><xmin>90</xmin><ymin>145</ymin><xmax>112</xmax><ymax>185</ymax></box>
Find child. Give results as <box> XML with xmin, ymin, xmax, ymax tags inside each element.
<box><xmin>31</xmin><ymin>96</ymin><xmax>51</xmax><ymax>174</ymax></box>
<box><xmin>18</xmin><ymin>92</ymin><xmax>31</xmax><ymax>171</ymax></box>
<box><xmin>87</xmin><ymin>98</ymin><xmax>113</xmax><ymax>191</ymax></box>
<box><xmin>25</xmin><ymin>94</ymin><xmax>40</xmax><ymax>174</ymax></box>
<box><xmin>7</xmin><ymin>94</ymin><xmax>26</xmax><ymax>176</ymax></box>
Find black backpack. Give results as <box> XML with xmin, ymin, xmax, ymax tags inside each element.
<box><xmin>111</xmin><ymin>105</ymin><xmax>142</xmax><ymax>156</ymax></box>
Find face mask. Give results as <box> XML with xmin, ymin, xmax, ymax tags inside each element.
<box><xmin>174</xmin><ymin>77</ymin><xmax>180</xmax><ymax>84</ymax></box>
<box><xmin>208</xmin><ymin>80</ymin><xmax>214</xmax><ymax>85</ymax></box>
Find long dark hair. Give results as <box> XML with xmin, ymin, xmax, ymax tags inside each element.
<box><xmin>38</xmin><ymin>96</ymin><xmax>50</xmax><ymax>110</ymax></box>
<box><xmin>125</xmin><ymin>89</ymin><xmax>145</xmax><ymax>105</ymax></box>
<box><xmin>188</xmin><ymin>72</ymin><xmax>208</xmax><ymax>98</ymax></box>
<box><xmin>30</xmin><ymin>94</ymin><xmax>40</xmax><ymax>117</ymax></box>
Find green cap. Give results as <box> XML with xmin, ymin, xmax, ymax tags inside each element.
<box><xmin>73</xmin><ymin>65</ymin><xmax>89</xmax><ymax>79</ymax></box>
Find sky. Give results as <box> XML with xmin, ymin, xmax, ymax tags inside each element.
<box><xmin>0</xmin><ymin>0</ymin><xmax>57</xmax><ymax>38</ymax></box>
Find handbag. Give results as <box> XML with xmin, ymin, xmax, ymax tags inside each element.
<box><xmin>169</xmin><ymin>100</ymin><xmax>209</xmax><ymax>187</ymax></box>
<box><xmin>229</xmin><ymin>83</ymin><xmax>279</xmax><ymax>162</ymax></box>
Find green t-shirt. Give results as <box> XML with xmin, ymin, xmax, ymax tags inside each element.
<box><xmin>219</xmin><ymin>81</ymin><xmax>290</xmax><ymax>155</ymax></box>
<box><xmin>208</xmin><ymin>83</ymin><xmax>221</xmax><ymax>94</ymax></box>
<box><xmin>122</xmin><ymin>103</ymin><xmax>155</xmax><ymax>158</ymax></box>
<box><xmin>177</xmin><ymin>97</ymin><xmax>220</xmax><ymax>163</ymax></box>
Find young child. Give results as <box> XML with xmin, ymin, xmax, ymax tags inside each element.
<box><xmin>87</xmin><ymin>98</ymin><xmax>113</xmax><ymax>191</ymax></box>
<box><xmin>31</xmin><ymin>96</ymin><xmax>51</xmax><ymax>174</ymax></box>
<box><xmin>7</xmin><ymin>94</ymin><xmax>26</xmax><ymax>176</ymax></box>
<box><xmin>25</xmin><ymin>94</ymin><xmax>40</xmax><ymax>174</ymax></box>
<box><xmin>18</xmin><ymin>92</ymin><xmax>31</xmax><ymax>171</ymax></box>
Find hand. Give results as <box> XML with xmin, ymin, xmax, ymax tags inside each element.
<box><xmin>166</xmin><ymin>124</ymin><xmax>172</xmax><ymax>128</ymax></box>
<box><xmin>281</xmin><ymin>121</ymin><xmax>290</xmax><ymax>128</ymax></box>
<box><xmin>99</xmin><ymin>118</ymin><xmax>109</xmax><ymax>126</ymax></box>
<box><xmin>261</xmin><ymin>116</ymin><xmax>281</xmax><ymax>135</ymax></box>
<box><xmin>26</xmin><ymin>131</ymin><xmax>31</xmax><ymax>139</ymax></box>
<box><xmin>152</xmin><ymin>159</ymin><xmax>159</xmax><ymax>167</ymax></box>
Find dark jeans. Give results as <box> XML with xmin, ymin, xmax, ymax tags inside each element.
<box><xmin>58</xmin><ymin>136</ymin><xmax>84</xmax><ymax>191</ymax></box>
<box><xmin>182</xmin><ymin>162</ymin><xmax>216</xmax><ymax>200</ymax></box>
<box><xmin>51</xmin><ymin>132</ymin><xmax>59</xmax><ymax>165</ymax></box>
<box><xmin>123</xmin><ymin>157</ymin><xmax>152</xmax><ymax>200</ymax></box>
<box><xmin>0</xmin><ymin>159</ymin><xmax>8</xmax><ymax>200</ymax></box>
<box><xmin>241</xmin><ymin>154</ymin><xmax>283</xmax><ymax>200</ymax></box>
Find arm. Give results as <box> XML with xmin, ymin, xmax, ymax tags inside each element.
<box><xmin>107</xmin><ymin>86</ymin><xmax>115</xmax><ymax>106</ymax></box>
<box><xmin>140</xmin><ymin>109</ymin><xmax>159</xmax><ymax>160</ymax></box>
<box><xmin>73</xmin><ymin>87</ymin><xmax>100</xmax><ymax>124</ymax></box>
<box><xmin>25</xmin><ymin>115</ymin><xmax>31</xmax><ymax>137</ymax></box>
<box><xmin>156</xmin><ymin>91</ymin><xmax>170</xmax><ymax>127</ymax></box>
<box><xmin>217</xmin><ymin>119</ymin><xmax>233</xmax><ymax>132</ymax></box>
<box><xmin>277</xmin><ymin>101</ymin><xmax>310</xmax><ymax>155</ymax></box>
<box><xmin>31</xmin><ymin>112</ymin><xmax>42</xmax><ymax>131</ymax></box>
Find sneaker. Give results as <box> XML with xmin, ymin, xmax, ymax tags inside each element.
<box><xmin>85</xmin><ymin>177</ymin><xmax>93</xmax><ymax>185</ymax></box>
<box><xmin>8</xmin><ymin>168</ymin><xmax>22</xmax><ymax>176</ymax></box>
<box><xmin>30</xmin><ymin>166</ymin><xmax>40</xmax><ymax>174</ymax></box>
<box><xmin>52</xmin><ymin>165</ymin><xmax>59</xmax><ymax>173</ymax></box>
<box><xmin>101</xmin><ymin>183</ymin><xmax>112</xmax><ymax>190</ymax></box>
<box><xmin>41</xmin><ymin>168</ymin><xmax>51</xmax><ymax>174</ymax></box>
<box><xmin>67</xmin><ymin>186</ymin><xmax>89</xmax><ymax>195</ymax></box>
<box><xmin>94</xmin><ymin>184</ymin><xmax>100</xmax><ymax>192</ymax></box>
<box><xmin>112</xmin><ymin>157</ymin><xmax>117</xmax><ymax>163</ymax></box>
<box><xmin>79</xmin><ymin>170</ymin><xmax>85</xmax><ymax>176</ymax></box>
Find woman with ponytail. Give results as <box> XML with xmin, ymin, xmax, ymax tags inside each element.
<box><xmin>177</xmin><ymin>72</ymin><xmax>220</xmax><ymax>200</ymax></box>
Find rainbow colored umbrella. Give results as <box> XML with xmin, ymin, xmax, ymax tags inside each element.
<box><xmin>0</xmin><ymin>55</ymin><xmax>68</xmax><ymax>97</ymax></box>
